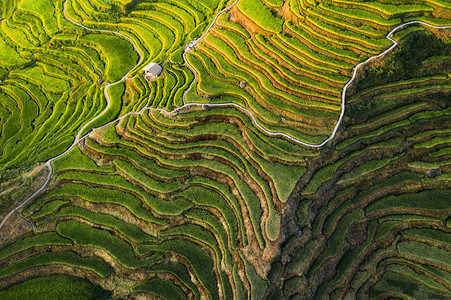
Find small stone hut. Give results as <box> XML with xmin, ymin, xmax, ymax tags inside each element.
<box><xmin>143</xmin><ymin>63</ymin><xmax>162</xmax><ymax>81</ymax></box>
<box><xmin>428</xmin><ymin>169</ymin><xmax>441</xmax><ymax>178</ymax></box>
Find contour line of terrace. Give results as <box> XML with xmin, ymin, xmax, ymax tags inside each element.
<box><xmin>0</xmin><ymin>0</ymin><xmax>450</xmax><ymax>230</ymax></box>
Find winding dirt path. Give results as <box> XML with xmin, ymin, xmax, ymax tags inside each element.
<box><xmin>0</xmin><ymin>0</ymin><xmax>450</xmax><ymax>231</ymax></box>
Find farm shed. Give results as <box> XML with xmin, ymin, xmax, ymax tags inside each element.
<box><xmin>428</xmin><ymin>169</ymin><xmax>441</xmax><ymax>178</ymax></box>
<box><xmin>143</xmin><ymin>63</ymin><xmax>162</xmax><ymax>81</ymax></box>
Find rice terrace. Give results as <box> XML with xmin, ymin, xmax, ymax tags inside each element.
<box><xmin>0</xmin><ymin>0</ymin><xmax>450</xmax><ymax>298</ymax></box>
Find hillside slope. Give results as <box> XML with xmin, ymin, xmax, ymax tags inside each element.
<box><xmin>0</xmin><ymin>0</ymin><xmax>450</xmax><ymax>299</ymax></box>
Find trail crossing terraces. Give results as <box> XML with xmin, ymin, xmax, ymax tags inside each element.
<box><xmin>184</xmin><ymin>38</ymin><xmax>199</xmax><ymax>53</ymax></box>
<box><xmin>0</xmin><ymin>0</ymin><xmax>450</xmax><ymax>231</ymax></box>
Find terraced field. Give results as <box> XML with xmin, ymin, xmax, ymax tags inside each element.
<box><xmin>0</xmin><ymin>0</ymin><xmax>450</xmax><ymax>299</ymax></box>
<box><xmin>267</xmin><ymin>28</ymin><xmax>451</xmax><ymax>299</ymax></box>
<box><xmin>0</xmin><ymin>0</ymin><xmax>228</xmax><ymax>220</ymax></box>
<box><xmin>0</xmin><ymin>0</ymin><xmax>226</xmax><ymax>170</ymax></box>
<box><xmin>185</xmin><ymin>0</ymin><xmax>451</xmax><ymax>144</ymax></box>
<box><xmin>1</xmin><ymin>105</ymin><xmax>309</xmax><ymax>298</ymax></box>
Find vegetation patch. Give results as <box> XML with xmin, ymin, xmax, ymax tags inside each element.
<box><xmin>238</xmin><ymin>0</ymin><xmax>284</xmax><ymax>33</ymax></box>
<box><xmin>0</xmin><ymin>275</ymin><xmax>110</xmax><ymax>300</ymax></box>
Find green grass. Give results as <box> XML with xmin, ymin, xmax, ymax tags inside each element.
<box><xmin>408</xmin><ymin>159</ymin><xmax>451</xmax><ymax>170</ymax></box>
<box><xmin>18</xmin><ymin>0</ymin><xmax>60</xmax><ymax>34</ymax></box>
<box><xmin>52</xmin><ymin>147</ymin><xmax>115</xmax><ymax>174</ymax></box>
<box><xmin>0</xmin><ymin>35</ymin><xmax>30</xmax><ymax>67</ymax></box>
<box><xmin>319</xmin><ymin>3</ymin><xmax>400</xmax><ymax>27</ymax></box>
<box><xmin>11</xmin><ymin>67</ymin><xmax>70</xmax><ymax>93</ymax></box>
<box><xmin>159</xmin><ymin>223</ymin><xmax>223</xmax><ymax>267</ymax></box>
<box><xmin>31</xmin><ymin>200</ymin><xmax>69</xmax><ymax>219</ymax></box>
<box><xmin>429</xmin><ymin>147</ymin><xmax>451</xmax><ymax>157</ymax></box>
<box><xmin>210</xmin><ymin>28</ymin><xmax>341</xmax><ymax>110</ymax></box>
<box><xmin>270</xmin><ymin>22</ymin><xmax>451</xmax><ymax>300</ymax></box>
<box><xmin>88</xmin><ymin>132</ymin><xmax>189</xmax><ymax>179</ymax></box>
<box><xmin>350</xmin><ymin>102</ymin><xmax>429</xmax><ymax>131</ymax></box>
<box><xmin>409</xmin><ymin>107</ymin><xmax>451</xmax><ymax>123</ymax></box>
<box><xmin>41</xmin><ymin>182</ymin><xmax>166</xmax><ymax>224</ymax></box>
<box><xmin>0</xmin><ymin>232</ymin><xmax>72</xmax><ymax>261</ymax></box>
<box><xmin>56</xmin><ymin>161</ymin><xmax>192</xmax><ymax>216</ymax></box>
<box><xmin>276</xmin><ymin>32</ymin><xmax>352</xmax><ymax>72</ymax></box>
<box><xmin>136</xmin><ymin>239</ymin><xmax>220</xmax><ymax>300</ymax></box>
<box><xmin>409</xmin><ymin>128</ymin><xmax>451</xmax><ymax>141</ymax></box>
<box><xmin>306</xmin><ymin>16</ymin><xmax>388</xmax><ymax>51</ymax></box>
<box><xmin>398</xmin><ymin>240</ymin><xmax>451</xmax><ymax>267</ymax></box>
<box><xmin>374</xmin><ymin>221</ymin><xmax>399</xmax><ymax>240</ymax></box>
<box><xmin>148</xmin><ymin>262</ymin><xmax>200</xmax><ymax>298</ymax></box>
<box><xmin>78</xmin><ymin>82</ymin><xmax>124</xmax><ymax>137</ymax></box>
<box><xmin>176</xmin><ymin>184</ymin><xmax>264</xmax><ymax>248</ymax></box>
<box><xmin>197</xmin><ymin>41</ymin><xmax>338</xmax><ymax>137</ymax></box>
<box><xmin>57</xmin><ymin>220</ymin><xmax>155</xmax><ymax>269</ymax></box>
<box><xmin>265</xmin><ymin>0</ymin><xmax>283</xmax><ymax>6</ymax></box>
<box><xmin>1</xmin><ymin>0</ymin><xmax>450</xmax><ymax>298</ymax></box>
<box><xmin>185</xmin><ymin>208</ymin><xmax>234</xmax><ymax>267</ymax></box>
<box><xmin>338</xmin><ymin>153</ymin><xmax>404</xmax><ymax>183</ymax></box>
<box><xmin>265</xmin><ymin>209</ymin><xmax>281</xmax><ymax>241</ymax></box>
<box><xmin>321</xmin><ymin>199</ymin><xmax>351</xmax><ymax>236</ymax></box>
<box><xmin>49</xmin><ymin>206</ymin><xmax>157</xmax><ymax>243</ymax></box>
<box><xmin>366</xmin><ymin>189</ymin><xmax>451</xmax><ymax>214</ymax></box>
<box><xmin>385</xmin><ymin>264</ymin><xmax>449</xmax><ymax>294</ymax></box>
<box><xmin>334</xmin><ymin>0</ymin><xmax>432</xmax><ymax>15</ymax></box>
<box><xmin>414</xmin><ymin>136</ymin><xmax>451</xmax><ymax>149</ymax></box>
<box><xmin>113</xmin><ymin>159</ymin><xmax>183</xmax><ymax>193</ymax></box>
<box><xmin>336</xmin><ymin>119</ymin><xmax>411</xmax><ymax>150</ymax></box>
<box><xmin>283</xmin><ymin>276</ymin><xmax>303</xmax><ymax>295</ymax></box>
<box><xmin>0</xmin><ymin>251</ymin><xmax>110</xmax><ymax>278</ymax></box>
<box><xmin>317</xmin><ymin>221</ymin><xmax>378</xmax><ymax>297</ymax></box>
<box><xmin>422</xmin><ymin>55</ymin><xmax>451</xmax><ymax>64</ymax></box>
<box><xmin>285</xmin><ymin>21</ymin><xmax>360</xmax><ymax>62</ymax></box>
<box><xmin>186</xmin><ymin>176</ymin><xmax>244</xmax><ymax>245</ymax></box>
<box><xmin>80</xmin><ymin>34</ymin><xmax>139</xmax><ymax>82</ymax></box>
<box><xmin>240</xmin><ymin>252</ymin><xmax>267</xmax><ymax>300</ymax></box>
<box><xmin>370</xmin><ymin>271</ymin><xmax>448</xmax><ymax>300</ymax></box>
<box><xmin>404</xmin><ymin>228</ymin><xmax>451</xmax><ymax>245</ymax></box>
<box><xmin>310</xmin><ymin>209</ymin><xmax>361</xmax><ymax>275</ymax></box>
<box><xmin>0</xmin><ymin>275</ymin><xmax>110</xmax><ymax>300</ymax></box>
<box><xmin>302</xmin><ymin>157</ymin><xmax>349</xmax><ymax>195</ymax></box>
<box><xmin>352</xmin><ymin>171</ymin><xmax>422</xmax><ymax>203</ymax></box>
<box><xmin>131</xmin><ymin>277</ymin><xmax>186</xmax><ymax>299</ymax></box>
<box><xmin>238</xmin><ymin>0</ymin><xmax>283</xmax><ymax>33</ymax></box>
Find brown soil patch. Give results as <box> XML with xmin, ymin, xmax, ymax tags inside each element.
<box><xmin>280</xmin><ymin>0</ymin><xmax>302</xmax><ymax>23</ymax></box>
<box><xmin>22</xmin><ymin>164</ymin><xmax>47</xmax><ymax>178</ymax></box>
<box><xmin>0</xmin><ymin>165</ymin><xmax>50</xmax><ymax>241</ymax></box>
<box><xmin>0</xmin><ymin>213</ymin><xmax>33</xmax><ymax>246</ymax></box>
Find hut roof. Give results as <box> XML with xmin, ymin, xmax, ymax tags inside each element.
<box><xmin>143</xmin><ymin>63</ymin><xmax>162</xmax><ymax>76</ymax></box>
<box><xmin>428</xmin><ymin>169</ymin><xmax>441</xmax><ymax>178</ymax></box>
